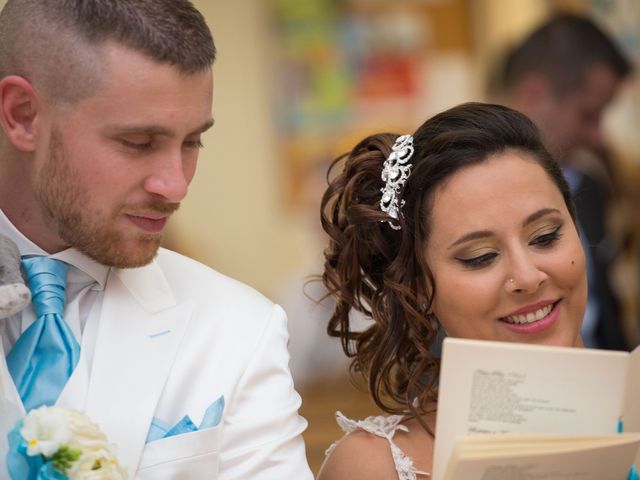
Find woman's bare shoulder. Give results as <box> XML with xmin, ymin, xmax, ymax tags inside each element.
<box><xmin>316</xmin><ymin>429</ymin><xmax>398</xmax><ymax>480</ymax></box>
<box><xmin>394</xmin><ymin>416</ymin><xmax>435</xmax><ymax>474</ymax></box>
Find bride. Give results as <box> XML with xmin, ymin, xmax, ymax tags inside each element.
<box><xmin>317</xmin><ymin>102</ymin><xmax>589</xmax><ymax>479</ymax></box>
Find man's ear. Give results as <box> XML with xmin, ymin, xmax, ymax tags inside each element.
<box><xmin>0</xmin><ymin>75</ymin><xmax>40</xmax><ymax>152</ymax></box>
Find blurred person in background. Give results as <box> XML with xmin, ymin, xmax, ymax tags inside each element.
<box><xmin>492</xmin><ymin>12</ymin><xmax>634</xmax><ymax>350</ymax></box>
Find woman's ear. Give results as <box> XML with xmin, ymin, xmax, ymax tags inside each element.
<box><xmin>416</xmin><ymin>276</ymin><xmax>434</xmax><ymax>314</ymax></box>
<box><xmin>0</xmin><ymin>75</ymin><xmax>40</xmax><ymax>152</ymax></box>
<box><xmin>418</xmin><ymin>294</ymin><xmax>433</xmax><ymax>315</ymax></box>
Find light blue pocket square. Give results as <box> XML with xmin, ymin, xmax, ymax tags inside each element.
<box><xmin>146</xmin><ymin>395</ymin><xmax>224</xmax><ymax>444</ymax></box>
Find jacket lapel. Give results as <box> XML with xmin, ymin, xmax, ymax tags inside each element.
<box><xmin>84</xmin><ymin>259</ymin><xmax>193</xmax><ymax>478</ymax></box>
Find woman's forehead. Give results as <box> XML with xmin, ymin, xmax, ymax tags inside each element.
<box><xmin>426</xmin><ymin>152</ymin><xmax>566</xmax><ymax>245</ymax></box>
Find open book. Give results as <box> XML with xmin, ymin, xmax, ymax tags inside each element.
<box><xmin>432</xmin><ymin>338</ymin><xmax>640</xmax><ymax>480</ymax></box>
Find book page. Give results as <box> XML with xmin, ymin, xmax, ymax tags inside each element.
<box><xmin>623</xmin><ymin>345</ymin><xmax>640</xmax><ymax>467</ymax></box>
<box><xmin>623</xmin><ymin>345</ymin><xmax>640</xmax><ymax>433</ymax></box>
<box><xmin>444</xmin><ymin>437</ymin><xmax>640</xmax><ymax>480</ymax></box>
<box><xmin>432</xmin><ymin>338</ymin><xmax>629</xmax><ymax>480</ymax></box>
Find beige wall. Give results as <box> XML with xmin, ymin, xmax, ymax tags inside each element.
<box><xmin>471</xmin><ymin>0</ymin><xmax>547</xmax><ymax>94</ymax></box>
<box><xmin>170</xmin><ymin>0</ymin><xmax>308</xmax><ymax>297</ymax></box>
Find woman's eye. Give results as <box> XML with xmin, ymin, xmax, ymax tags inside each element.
<box><xmin>457</xmin><ymin>252</ymin><xmax>497</xmax><ymax>268</ymax></box>
<box><xmin>530</xmin><ymin>226</ymin><xmax>562</xmax><ymax>248</ymax></box>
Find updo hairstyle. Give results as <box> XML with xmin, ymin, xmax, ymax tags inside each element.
<box><xmin>320</xmin><ymin>102</ymin><xmax>576</xmax><ymax>424</ymax></box>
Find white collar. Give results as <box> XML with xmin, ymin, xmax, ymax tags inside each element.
<box><xmin>0</xmin><ymin>209</ymin><xmax>109</xmax><ymax>289</ymax></box>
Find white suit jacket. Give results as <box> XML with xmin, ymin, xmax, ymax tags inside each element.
<box><xmin>0</xmin><ymin>247</ymin><xmax>313</xmax><ymax>479</ymax></box>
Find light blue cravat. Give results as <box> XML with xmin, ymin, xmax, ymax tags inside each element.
<box><xmin>6</xmin><ymin>257</ymin><xmax>80</xmax><ymax>411</ymax></box>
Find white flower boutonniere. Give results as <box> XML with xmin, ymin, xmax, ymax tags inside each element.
<box><xmin>7</xmin><ymin>406</ymin><xmax>127</xmax><ymax>480</ymax></box>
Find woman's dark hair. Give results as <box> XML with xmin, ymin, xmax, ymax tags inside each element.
<box><xmin>320</xmin><ymin>102</ymin><xmax>576</xmax><ymax>430</ymax></box>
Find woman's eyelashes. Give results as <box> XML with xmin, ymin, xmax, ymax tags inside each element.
<box><xmin>455</xmin><ymin>223</ymin><xmax>565</xmax><ymax>269</ymax></box>
<box><xmin>529</xmin><ymin>224</ymin><xmax>563</xmax><ymax>248</ymax></box>
<box><xmin>456</xmin><ymin>251</ymin><xmax>498</xmax><ymax>268</ymax></box>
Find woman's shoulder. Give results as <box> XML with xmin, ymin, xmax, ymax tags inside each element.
<box><xmin>317</xmin><ymin>417</ymin><xmax>403</xmax><ymax>480</ymax></box>
<box><xmin>317</xmin><ymin>412</ymin><xmax>431</xmax><ymax>480</ymax></box>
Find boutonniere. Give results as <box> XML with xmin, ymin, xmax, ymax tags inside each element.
<box><xmin>7</xmin><ymin>406</ymin><xmax>126</xmax><ymax>479</ymax></box>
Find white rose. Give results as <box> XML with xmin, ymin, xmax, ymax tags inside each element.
<box><xmin>61</xmin><ymin>409</ymin><xmax>110</xmax><ymax>451</ymax></box>
<box><xmin>66</xmin><ymin>449</ymin><xmax>127</xmax><ymax>480</ymax></box>
<box><xmin>20</xmin><ymin>407</ymin><xmax>126</xmax><ymax>478</ymax></box>
<box><xmin>20</xmin><ymin>406</ymin><xmax>73</xmax><ymax>457</ymax></box>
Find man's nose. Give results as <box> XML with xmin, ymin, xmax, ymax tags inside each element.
<box><xmin>143</xmin><ymin>151</ymin><xmax>190</xmax><ymax>202</ymax></box>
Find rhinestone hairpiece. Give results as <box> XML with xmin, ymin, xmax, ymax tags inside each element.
<box><xmin>380</xmin><ymin>134</ymin><xmax>414</xmax><ymax>230</ymax></box>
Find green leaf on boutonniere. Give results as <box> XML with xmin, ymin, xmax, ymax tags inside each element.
<box><xmin>52</xmin><ymin>444</ymin><xmax>83</xmax><ymax>473</ymax></box>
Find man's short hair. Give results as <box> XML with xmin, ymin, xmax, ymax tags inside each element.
<box><xmin>501</xmin><ymin>12</ymin><xmax>632</xmax><ymax>96</ymax></box>
<box><xmin>0</xmin><ymin>0</ymin><xmax>216</xmax><ymax>103</ymax></box>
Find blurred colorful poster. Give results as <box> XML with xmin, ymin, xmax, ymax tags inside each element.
<box><xmin>269</xmin><ymin>0</ymin><xmax>474</xmax><ymax>205</ymax></box>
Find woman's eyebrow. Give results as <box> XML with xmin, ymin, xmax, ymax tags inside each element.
<box><xmin>448</xmin><ymin>230</ymin><xmax>493</xmax><ymax>250</ymax></box>
<box><xmin>522</xmin><ymin>208</ymin><xmax>561</xmax><ymax>227</ymax></box>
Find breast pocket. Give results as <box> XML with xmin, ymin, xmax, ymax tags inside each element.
<box><xmin>135</xmin><ymin>423</ymin><xmax>221</xmax><ymax>479</ymax></box>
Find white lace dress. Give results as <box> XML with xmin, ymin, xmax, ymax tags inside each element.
<box><xmin>326</xmin><ymin>412</ymin><xmax>430</xmax><ymax>479</ymax></box>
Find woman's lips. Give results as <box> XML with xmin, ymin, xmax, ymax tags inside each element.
<box><xmin>499</xmin><ymin>300</ymin><xmax>561</xmax><ymax>334</ymax></box>
<box><xmin>504</xmin><ymin>300</ymin><xmax>559</xmax><ymax>318</ymax></box>
<box><xmin>126</xmin><ymin>214</ymin><xmax>167</xmax><ymax>233</ymax></box>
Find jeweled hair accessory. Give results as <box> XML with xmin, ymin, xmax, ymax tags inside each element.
<box><xmin>380</xmin><ymin>134</ymin><xmax>414</xmax><ymax>230</ymax></box>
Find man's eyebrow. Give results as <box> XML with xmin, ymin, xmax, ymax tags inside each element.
<box><xmin>193</xmin><ymin>118</ymin><xmax>215</xmax><ymax>135</ymax></box>
<box><xmin>447</xmin><ymin>208</ymin><xmax>562</xmax><ymax>250</ymax></box>
<box><xmin>104</xmin><ymin>118</ymin><xmax>215</xmax><ymax>137</ymax></box>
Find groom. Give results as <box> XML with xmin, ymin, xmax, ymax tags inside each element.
<box><xmin>0</xmin><ymin>0</ymin><xmax>312</xmax><ymax>478</ymax></box>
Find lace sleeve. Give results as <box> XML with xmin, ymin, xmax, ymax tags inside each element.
<box><xmin>326</xmin><ymin>411</ymin><xmax>430</xmax><ymax>480</ymax></box>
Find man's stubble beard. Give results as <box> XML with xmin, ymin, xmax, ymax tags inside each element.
<box><xmin>34</xmin><ymin>129</ymin><xmax>173</xmax><ymax>268</ymax></box>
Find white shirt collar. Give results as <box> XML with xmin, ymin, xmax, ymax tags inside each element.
<box><xmin>0</xmin><ymin>209</ymin><xmax>109</xmax><ymax>289</ymax></box>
